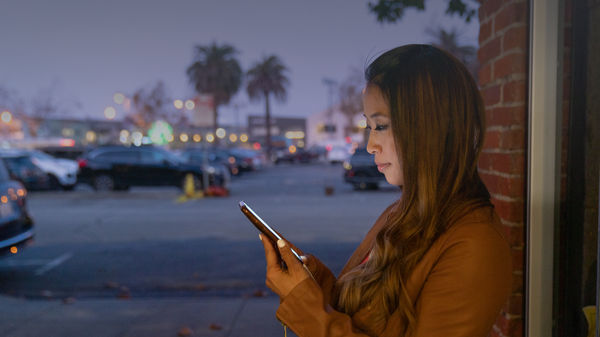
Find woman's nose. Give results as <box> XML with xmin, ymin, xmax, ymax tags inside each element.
<box><xmin>366</xmin><ymin>133</ymin><xmax>379</xmax><ymax>154</ymax></box>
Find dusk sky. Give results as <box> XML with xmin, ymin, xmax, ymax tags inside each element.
<box><xmin>0</xmin><ymin>0</ymin><xmax>479</xmax><ymax>127</ymax></box>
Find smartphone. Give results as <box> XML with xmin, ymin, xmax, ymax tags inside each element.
<box><xmin>239</xmin><ymin>201</ymin><xmax>303</xmax><ymax>263</ymax></box>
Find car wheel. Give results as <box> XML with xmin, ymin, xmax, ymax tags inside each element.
<box><xmin>48</xmin><ymin>174</ymin><xmax>61</xmax><ymax>190</ymax></box>
<box><xmin>62</xmin><ymin>184</ymin><xmax>76</xmax><ymax>191</ymax></box>
<box><xmin>94</xmin><ymin>174</ymin><xmax>115</xmax><ymax>191</ymax></box>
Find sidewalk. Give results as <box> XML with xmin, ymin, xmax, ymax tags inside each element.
<box><xmin>0</xmin><ymin>296</ymin><xmax>295</xmax><ymax>337</ymax></box>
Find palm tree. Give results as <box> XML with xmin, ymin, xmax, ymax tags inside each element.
<box><xmin>186</xmin><ymin>42</ymin><xmax>242</xmax><ymax>133</ymax></box>
<box><xmin>246</xmin><ymin>55</ymin><xmax>290</xmax><ymax>161</ymax></box>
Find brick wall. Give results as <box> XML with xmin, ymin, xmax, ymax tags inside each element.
<box><xmin>477</xmin><ymin>1</ymin><xmax>528</xmax><ymax>336</ymax></box>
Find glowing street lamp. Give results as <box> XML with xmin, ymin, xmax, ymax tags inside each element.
<box><xmin>174</xmin><ymin>100</ymin><xmax>184</xmax><ymax>109</ymax></box>
<box><xmin>0</xmin><ymin>111</ymin><xmax>12</xmax><ymax>123</ymax></box>
<box><xmin>104</xmin><ymin>106</ymin><xmax>116</xmax><ymax>120</ymax></box>
<box><xmin>240</xmin><ymin>134</ymin><xmax>248</xmax><ymax>143</ymax></box>
<box><xmin>229</xmin><ymin>133</ymin><xmax>238</xmax><ymax>143</ymax></box>
<box><xmin>357</xmin><ymin>119</ymin><xmax>367</xmax><ymax>129</ymax></box>
<box><xmin>216</xmin><ymin>128</ymin><xmax>226</xmax><ymax>139</ymax></box>
<box><xmin>193</xmin><ymin>134</ymin><xmax>201</xmax><ymax>142</ymax></box>
<box><xmin>185</xmin><ymin>100</ymin><xmax>195</xmax><ymax>110</ymax></box>
<box><xmin>113</xmin><ymin>93</ymin><xmax>125</xmax><ymax>105</ymax></box>
<box><xmin>206</xmin><ymin>133</ymin><xmax>215</xmax><ymax>143</ymax></box>
<box><xmin>179</xmin><ymin>133</ymin><xmax>189</xmax><ymax>142</ymax></box>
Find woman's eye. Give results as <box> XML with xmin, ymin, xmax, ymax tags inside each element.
<box><xmin>365</xmin><ymin>124</ymin><xmax>388</xmax><ymax>131</ymax></box>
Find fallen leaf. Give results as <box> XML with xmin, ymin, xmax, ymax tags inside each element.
<box><xmin>209</xmin><ymin>323</ymin><xmax>223</xmax><ymax>330</ymax></box>
<box><xmin>62</xmin><ymin>297</ymin><xmax>76</xmax><ymax>305</ymax></box>
<box><xmin>177</xmin><ymin>326</ymin><xmax>193</xmax><ymax>336</ymax></box>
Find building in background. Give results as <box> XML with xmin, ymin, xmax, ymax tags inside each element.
<box><xmin>306</xmin><ymin>105</ymin><xmax>365</xmax><ymax>149</ymax></box>
<box><xmin>247</xmin><ymin>115</ymin><xmax>306</xmax><ymax>149</ymax></box>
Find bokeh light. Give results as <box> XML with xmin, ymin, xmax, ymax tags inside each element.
<box><xmin>216</xmin><ymin>128</ymin><xmax>226</xmax><ymax>139</ymax></box>
<box><xmin>113</xmin><ymin>93</ymin><xmax>125</xmax><ymax>105</ymax></box>
<box><xmin>104</xmin><ymin>106</ymin><xmax>116</xmax><ymax>120</ymax></box>
<box><xmin>185</xmin><ymin>100</ymin><xmax>195</xmax><ymax>110</ymax></box>
<box><xmin>174</xmin><ymin>100</ymin><xmax>184</xmax><ymax>109</ymax></box>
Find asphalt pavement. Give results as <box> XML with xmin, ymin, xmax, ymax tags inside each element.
<box><xmin>0</xmin><ymin>162</ymin><xmax>400</xmax><ymax>336</ymax></box>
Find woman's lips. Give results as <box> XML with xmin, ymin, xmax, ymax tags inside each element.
<box><xmin>376</xmin><ymin>163</ymin><xmax>390</xmax><ymax>172</ymax></box>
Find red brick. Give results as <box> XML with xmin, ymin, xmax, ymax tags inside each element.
<box><xmin>503</xmin><ymin>80</ymin><xmax>527</xmax><ymax>103</ymax></box>
<box><xmin>497</xmin><ymin>313</ymin><xmax>523</xmax><ymax>336</ymax></box>
<box><xmin>484</xmin><ymin>130</ymin><xmax>501</xmax><ymax>149</ymax></box>
<box><xmin>490</xmin><ymin>197</ymin><xmax>525</xmax><ymax>223</ymax></box>
<box><xmin>479</xmin><ymin>20</ymin><xmax>492</xmax><ymax>44</ymax></box>
<box><xmin>478</xmin><ymin>36</ymin><xmax>502</xmax><ymax>63</ymax></box>
<box><xmin>479</xmin><ymin>152</ymin><xmax>525</xmax><ymax>175</ymax></box>
<box><xmin>479</xmin><ymin>62</ymin><xmax>492</xmax><ymax>86</ymax></box>
<box><xmin>482</xmin><ymin>84</ymin><xmax>501</xmax><ymax>107</ymax></box>
<box><xmin>494</xmin><ymin>1</ymin><xmax>528</xmax><ymax>33</ymax></box>
<box><xmin>503</xmin><ymin>25</ymin><xmax>528</xmax><ymax>52</ymax></box>
<box><xmin>512</xmin><ymin>272</ymin><xmax>524</xmax><ymax>293</ymax></box>
<box><xmin>511</xmin><ymin>247</ymin><xmax>524</xmax><ymax>270</ymax></box>
<box><xmin>494</xmin><ymin>53</ymin><xmax>527</xmax><ymax>79</ymax></box>
<box><xmin>504</xmin><ymin>294</ymin><xmax>524</xmax><ymax>315</ymax></box>
<box><xmin>500</xmin><ymin>128</ymin><xmax>526</xmax><ymax>150</ymax></box>
<box><xmin>481</xmin><ymin>0</ymin><xmax>504</xmax><ymax>20</ymax></box>
<box><xmin>480</xmin><ymin>172</ymin><xmax>524</xmax><ymax>198</ymax></box>
<box><xmin>488</xmin><ymin>106</ymin><xmax>527</xmax><ymax>128</ymax></box>
<box><xmin>501</xmin><ymin>223</ymin><xmax>525</xmax><ymax>247</ymax></box>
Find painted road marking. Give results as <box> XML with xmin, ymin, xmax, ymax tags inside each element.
<box><xmin>34</xmin><ymin>253</ymin><xmax>73</xmax><ymax>276</ymax></box>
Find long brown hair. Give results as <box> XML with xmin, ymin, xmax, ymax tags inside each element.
<box><xmin>334</xmin><ymin>45</ymin><xmax>492</xmax><ymax>333</ymax></box>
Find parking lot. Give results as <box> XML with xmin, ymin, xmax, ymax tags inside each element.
<box><xmin>0</xmin><ymin>162</ymin><xmax>399</xmax><ymax>336</ymax></box>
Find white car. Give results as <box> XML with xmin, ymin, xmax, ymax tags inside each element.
<box><xmin>28</xmin><ymin>150</ymin><xmax>78</xmax><ymax>190</ymax></box>
<box><xmin>327</xmin><ymin>145</ymin><xmax>351</xmax><ymax>164</ymax></box>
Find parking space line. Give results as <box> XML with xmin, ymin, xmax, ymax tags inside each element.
<box><xmin>34</xmin><ymin>252</ymin><xmax>73</xmax><ymax>276</ymax></box>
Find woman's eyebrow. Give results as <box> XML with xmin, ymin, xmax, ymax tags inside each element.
<box><xmin>368</xmin><ymin>112</ymin><xmax>387</xmax><ymax>119</ymax></box>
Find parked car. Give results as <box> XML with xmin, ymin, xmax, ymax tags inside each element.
<box><xmin>228</xmin><ymin>148</ymin><xmax>266</xmax><ymax>171</ymax></box>
<box><xmin>77</xmin><ymin>146</ymin><xmax>225</xmax><ymax>191</ymax></box>
<box><xmin>177</xmin><ymin>148</ymin><xmax>232</xmax><ymax>187</ymax></box>
<box><xmin>343</xmin><ymin>147</ymin><xmax>386</xmax><ymax>190</ymax></box>
<box><xmin>180</xmin><ymin>148</ymin><xmax>240</xmax><ymax>177</ymax></box>
<box><xmin>0</xmin><ymin>159</ymin><xmax>34</xmax><ymax>256</ymax></box>
<box><xmin>28</xmin><ymin>150</ymin><xmax>78</xmax><ymax>190</ymax></box>
<box><xmin>327</xmin><ymin>145</ymin><xmax>351</xmax><ymax>164</ymax></box>
<box><xmin>274</xmin><ymin>147</ymin><xmax>316</xmax><ymax>164</ymax></box>
<box><xmin>0</xmin><ymin>151</ymin><xmax>51</xmax><ymax>191</ymax></box>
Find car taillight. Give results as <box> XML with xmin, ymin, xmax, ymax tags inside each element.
<box><xmin>78</xmin><ymin>159</ymin><xmax>88</xmax><ymax>169</ymax></box>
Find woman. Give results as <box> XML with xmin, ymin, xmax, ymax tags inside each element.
<box><xmin>260</xmin><ymin>44</ymin><xmax>512</xmax><ymax>336</ymax></box>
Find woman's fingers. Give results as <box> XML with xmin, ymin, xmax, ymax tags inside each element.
<box><xmin>260</xmin><ymin>234</ymin><xmax>281</xmax><ymax>272</ymax></box>
<box><xmin>277</xmin><ymin>239</ymin><xmax>303</xmax><ymax>272</ymax></box>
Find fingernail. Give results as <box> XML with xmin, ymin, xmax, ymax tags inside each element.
<box><xmin>259</xmin><ymin>234</ymin><xmax>262</xmax><ymax>241</ymax></box>
<box><xmin>300</xmin><ymin>255</ymin><xmax>307</xmax><ymax>262</ymax></box>
<box><xmin>277</xmin><ymin>239</ymin><xmax>285</xmax><ymax>248</ymax></box>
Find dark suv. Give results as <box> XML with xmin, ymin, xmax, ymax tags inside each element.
<box><xmin>77</xmin><ymin>146</ymin><xmax>224</xmax><ymax>191</ymax></box>
<box><xmin>343</xmin><ymin>148</ymin><xmax>386</xmax><ymax>190</ymax></box>
<box><xmin>0</xmin><ymin>159</ymin><xmax>34</xmax><ymax>255</ymax></box>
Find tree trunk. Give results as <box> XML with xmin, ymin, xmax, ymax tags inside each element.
<box><xmin>265</xmin><ymin>92</ymin><xmax>272</xmax><ymax>162</ymax></box>
<box><xmin>213</xmin><ymin>104</ymin><xmax>219</xmax><ymax>146</ymax></box>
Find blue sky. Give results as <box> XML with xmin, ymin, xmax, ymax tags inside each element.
<box><xmin>0</xmin><ymin>0</ymin><xmax>479</xmax><ymax>126</ymax></box>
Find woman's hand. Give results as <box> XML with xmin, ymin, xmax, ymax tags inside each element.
<box><xmin>260</xmin><ymin>234</ymin><xmax>310</xmax><ymax>298</ymax></box>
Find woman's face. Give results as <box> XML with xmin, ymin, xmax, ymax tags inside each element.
<box><xmin>363</xmin><ymin>85</ymin><xmax>404</xmax><ymax>187</ymax></box>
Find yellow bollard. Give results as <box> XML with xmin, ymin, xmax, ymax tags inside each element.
<box><xmin>583</xmin><ymin>306</ymin><xmax>596</xmax><ymax>337</ymax></box>
<box><xmin>176</xmin><ymin>173</ymin><xmax>204</xmax><ymax>203</ymax></box>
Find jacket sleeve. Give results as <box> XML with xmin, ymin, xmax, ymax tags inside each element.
<box><xmin>409</xmin><ymin>224</ymin><xmax>513</xmax><ymax>337</ymax></box>
<box><xmin>276</xmin><ymin>277</ymin><xmax>375</xmax><ymax>337</ymax></box>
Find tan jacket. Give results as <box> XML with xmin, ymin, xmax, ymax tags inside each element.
<box><xmin>276</xmin><ymin>204</ymin><xmax>513</xmax><ymax>337</ymax></box>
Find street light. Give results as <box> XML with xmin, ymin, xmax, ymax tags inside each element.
<box><xmin>185</xmin><ymin>100</ymin><xmax>195</xmax><ymax>110</ymax></box>
<box><xmin>174</xmin><ymin>100</ymin><xmax>184</xmax><ymax>109</ymax></box>
<box><xmin>104</xmin><ymin>106</ymin><xmax>116</xmax><ymax>120</ymax></box>
<box><xmin>113</xmin><ymin>93</ymin><xmax>125</xmax><ymax>105</ymax></box>
<box><xmin>0</xmin><ymin>111</ymin><xmax>12</xmax><ymax>123</ymax></box>
<box><xmin>216</xmin><ymin>128</ymin><xmax>226</xmax><ymax>139</ymax></box>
